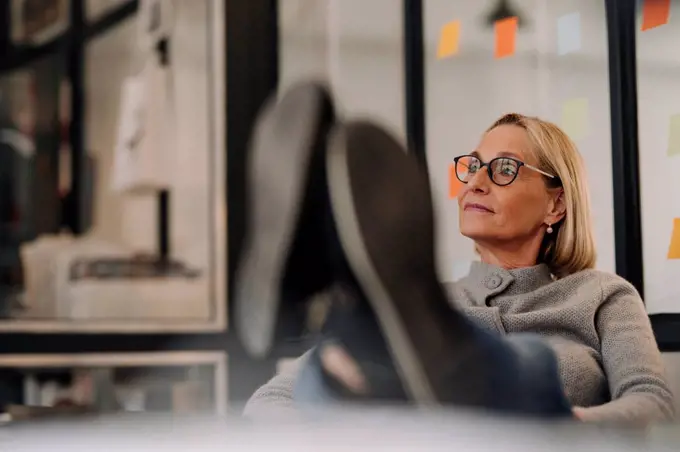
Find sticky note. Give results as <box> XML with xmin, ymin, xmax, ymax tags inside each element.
<box><xmin>667</xmin><ymin>114</ymin><xmax>680</xmax><ymax>156</ymax></box>
<box><xmin>437</xmin><ymin>20</ymin><xmax>461</xmax><ymax>59</ymax></box>
<box><xmin>561</xmin><ymin>98</ymin><xmax>589</xmax><ymax>140</ymax></box>
<box><xmin>668</xmin><ymin>218</ymin><xmax>680</xmax><ymax>259</ymax></box>
<box><xmin>557</xmin><ymin>12</ymin><xmax>581</xmax><ymax>55</ymax></box>
<box><xmin>449</xmin><ymin>164</ymin><xmax>463</xmax><ymax>198</ymax></box>
<box><xmin>642</xmin><ymin>0</ymin><xmax>670</xmax><ymax>31</ymax></box>
<box><xmin>494</xmin><ymin>16</ymin><xmax>518</xmax><ymax>59</ymax></box>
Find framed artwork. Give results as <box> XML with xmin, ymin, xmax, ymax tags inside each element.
<box><xmin>0</xmin><ymin>0</ymin><xmax>227</xmax><ymax>332</ymax></box>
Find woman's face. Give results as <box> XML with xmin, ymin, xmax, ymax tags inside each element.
<box><xmin>457</xmin><ymin>124</ymin><xmax>561</xmax><ymax>245</ymax></box>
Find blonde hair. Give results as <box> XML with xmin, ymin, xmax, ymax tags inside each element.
<box><xmin>486</xmin><ymin>113</ymin><xmax>596</xmax><ymax>277</ymax></box>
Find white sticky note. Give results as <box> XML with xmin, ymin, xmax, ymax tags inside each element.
<box><xmin>557</xmin><ymin>12</ymin><xmax>581</xmax><ymax>55</ymax></box>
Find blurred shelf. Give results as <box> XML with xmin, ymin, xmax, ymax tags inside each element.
<box><xmin>0</xmin><ymin>351</ymin><xmax>228</xmax><ymax>415</ymax></box>
<box><xmin>0</xmin><ymin>350</ymin><xmax>226</xmax><ymax>367</ymax></box>
<box><xmin>0</xmin><ymin>319</ymin><xmax>226</xmax><ymax>334</ymax></box>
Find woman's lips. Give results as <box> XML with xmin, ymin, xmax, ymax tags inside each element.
<box><xmin>464</xmin><ymin>202</ymin><xmax>494</xmax><ymax>213</ymax></box>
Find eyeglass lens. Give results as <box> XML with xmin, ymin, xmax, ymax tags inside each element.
<box><xmin>456</xmin><ymin>156</ymin><xmax>520</xmax><ymax>186</ymax></box>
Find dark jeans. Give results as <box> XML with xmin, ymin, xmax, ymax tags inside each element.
<box><xmin>294</xmin><ymin>326</ymin><xmax>572</xmax><ymax>417</ymax></box>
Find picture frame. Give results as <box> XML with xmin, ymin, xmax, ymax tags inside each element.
<box><xmin>0</xmin><ymin>0</ymin><xmax>227</xmax><ymax>333</ymax></box>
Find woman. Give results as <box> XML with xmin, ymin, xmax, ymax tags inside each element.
<box><xmin>243</xmin><ymin>113</ymin><xmax>674</xmax><ymax>425</ymax></box>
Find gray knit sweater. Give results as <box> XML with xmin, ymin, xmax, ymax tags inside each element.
<box><xmin>243</xmin><ymin>263</ymin><xmax>675</xmax><ymax>425</ymax></box>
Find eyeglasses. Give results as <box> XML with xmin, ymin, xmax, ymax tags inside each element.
<box><xmin>453</xmin><ymin>154</ymin><xmax>558</xmax><ymax>187</ymax></box>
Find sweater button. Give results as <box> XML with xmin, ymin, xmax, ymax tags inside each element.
<box><xmin>487</xmin><ymin>276</ymin><xmax>502</xmax><ymax>289</ymax></box>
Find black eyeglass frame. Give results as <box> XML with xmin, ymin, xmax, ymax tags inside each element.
<box><xmin>453</xmin><ymin>154</ymin><xmax>558</xmax><ymax>187</ymax></box>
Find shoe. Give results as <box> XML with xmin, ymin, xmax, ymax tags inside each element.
<box><xmin>324</xmin><ymin>121</ymin><xmax>491</xmax><ymax>407</ymax></box>
<box><xmin>234</xmin><ymin>81</ymin><xmax>337</xmax><ymax>358</ymax></box>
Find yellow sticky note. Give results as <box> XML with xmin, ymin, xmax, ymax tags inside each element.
<box><xmin>668</xmin><ymin>218</ymin><xmax>680</xmax><ymax>259</ymax></box>
<box><xmin>561</xmin><ymin>98</ymin><xmax>589</xmax><ymax>140</ymax></box>
<box><xmin>668</xmin><ymin>114</ymin><xmax>680</xmax><ymax>157</ymax></box>
<box><xmin>437</xmin><ymin>20</ymin><xmax>461</xmax><ymax>59</ymax></box>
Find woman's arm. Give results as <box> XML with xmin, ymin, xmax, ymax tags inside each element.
<box><xmin>242</xmin><ymin>351</ymin><xmax>311</xmax><ymax>420</ymax></box>
<box><xmin>576</xmin><ymin>279</ymin><xmax>674</xmax><ymax>426</ymax></box>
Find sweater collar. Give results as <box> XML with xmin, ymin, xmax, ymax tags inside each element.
<box><xmin>459</xmin><ymin>261</ymin><xmax>555</xmax><ymax>302</ymax></box>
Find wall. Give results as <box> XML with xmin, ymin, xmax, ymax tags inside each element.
<box><xmin>637</xmin><ymin>10</ymin><xmax>680</xmax><ymax>316</ymax></box>
<box><xmin>424</xmin><ymin>0</ymin><xmax>615</xmax><ymax>281</ymax></box>
<box><xmin>280</xmin><ymin>0</ymin><xmax>616</xmax><ymax>279</ymax></box>
<box><xmin>278</xmin><ymin>0</ymin><xmax>405</xmax><ymax>142</ymax></box>
<box><xmin>634</xmin><ymin>5</ymin><xmax>680</xmax><ymax>412</ymax></box>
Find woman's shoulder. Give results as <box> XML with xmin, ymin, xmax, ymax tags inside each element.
<box><xmin>558</xmin><ymin>268</ymin><xmax>641</xmax><ymax>302</ymax></box>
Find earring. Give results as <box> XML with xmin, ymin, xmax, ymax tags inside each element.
<box><xmin>546</xmin><ymin>224</ymin><xmax>553</xmax><ymax>234</ymax></box>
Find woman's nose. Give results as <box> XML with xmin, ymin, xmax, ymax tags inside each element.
<box><xmin>466</xmin><ymin>169</ymin><xmax>491</xmax><ymax>193</ymax></box>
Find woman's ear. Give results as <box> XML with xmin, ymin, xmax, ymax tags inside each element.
<box><xmin>545</xmin><ymin>189</ymin><xmax>566</xmax><ymax>226</ymax></box>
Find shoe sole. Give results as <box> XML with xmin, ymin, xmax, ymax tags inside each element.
<box><xmin>235</xmin><ymin>82</ymin><xmax>334</xmax><ymax>358</ymax></box>
<box><xmin>326</xmin><ymin>122</ymin><xmax>487</xmax><ymax>406</ymax></box>
<box><xmin>326</xmin><ymin>122</ymin><xmax>436</xmax><ymax>404</ymax></box>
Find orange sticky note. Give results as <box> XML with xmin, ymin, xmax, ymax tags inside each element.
<box><xmin>642</xmin><ymin>0</ymin><xmax>670</xmax><ymax>31</ymax></box>
<box><xmin>449</xmin><ymin>164</ymin><xmax>463</xmax><ymax>198</ymax></box>
<box><xmin>495</xmin><ymin>17</ymin><xmax>518</xmax><ymax>59</ymax></box>
<box><xmin>437</xmin><ymin>20</ymin><xmax>461</xmax><ymax>59</ymax></box>
<box><xmin>668</xmin><ymin>218</ymin><xmax>680</xmax><ymax>259</ymax></box>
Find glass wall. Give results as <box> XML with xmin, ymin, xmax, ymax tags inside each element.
<box><xmin>636</xmin><ymin>0</ymin><xmax>680</xmax><ymax>314</ymax></box>
<box><xmin>424</xmin><ymin>0</ymin><xmax>615</xmax><ymax>281</ymax></box>
<box><xmin>278</xmin><ymin>0</ymin><xmax>405</xmax><ymax>140</ymax></box>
